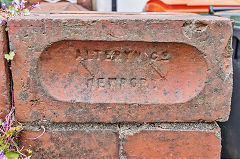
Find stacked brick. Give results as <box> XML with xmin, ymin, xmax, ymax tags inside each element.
<box><xmin>5</xmin><ymin>12</ymin><xmax>233</xmax><ymax>158</ymax></box>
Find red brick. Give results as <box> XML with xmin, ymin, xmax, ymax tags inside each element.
<box><xmin>8</xmin><ymin>13</ymin><xmax>232</xmax><ymax>122</ymax></box>
<box><xmin>0</xmin><ymin>24</ymin><xmax>10</xmax><ymax>119</ymax></box>
<box><xmin>20</xmin><ymin>129</ymin><xmax>119</xmax><ymax>159</ymax></box>
<box><xmin>122</xmin><ymin>123</ymin><xmax>221</xmax><ymax>159</ymax></box>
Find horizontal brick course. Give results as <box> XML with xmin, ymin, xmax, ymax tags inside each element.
<box><xmin>20</xmin><ymin>129</ymin><xmax>119</xmax><ymax>159</ymax></box>
<box><xmin>8</xmin><ymin>13</ymin><xmax>232</xmax><ymax>122</ymax></box>
<box><xmin>19</xmin><ymin>123</ymin><xmax>221</xmax><ymax>159</ymax></box>
<box><xmin>122</xmin><ymin>123</ymin><xmax>221</xmax><ymax>159</ymax></box>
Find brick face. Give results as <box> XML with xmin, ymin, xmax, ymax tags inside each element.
<box><xmin>122</xmin><ymin>125</ymin><xmax>221</xmax><ymax>159</ymax></box>
<box><xmin>20</xmin><ymin>130</ymin><xmax>119</xmax><ymax>159</ymax></box>
<box><xmin>8</xmin><ymin>13</ymin><xmax>232</xmax><ymax>123</ymax></box>
<box><xmin>0</xmin><ymin>24</ymin><xmax>10</xmax><ymax>119</ymax></box>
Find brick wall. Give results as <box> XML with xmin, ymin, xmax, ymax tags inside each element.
<box><xmin>0</xmin><ymin>12</ymin><xmax>232</xmax><ymax>158</ymax></box>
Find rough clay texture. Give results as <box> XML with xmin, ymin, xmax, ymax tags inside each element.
<box><xmin>0</xmin><ymin>13</ymin><xmax>227</xmax><ymax>158</ymax></box>
<box><xmin>122</xmin><ymin>128</ymin><xmax>221</xmax><ymax>159</ymax></box>
<box><xmin>0</xmin><ymin>23</ymin><xmax>10</xmax><ymax>119</ymax></box>
<box><xmin>8</xmin><ymin>13</ymin><xmax>232</xmax><ymax>122</ymax></box>
<box><xmin>19</xmin><ymin>122</ymin><xmax>220</xmax><ymax>159</ymax></box>
<box><xmin>20</xmin><ymin>130</ymin><xmax>119</xmax><ymax>159</ymax></box>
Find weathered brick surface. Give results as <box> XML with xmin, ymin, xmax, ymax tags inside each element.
<box><xmin>122</xmin><ymin>123</ymin><xmax>221</xmax><ymax>159</ymax></box>
<box><xmin>0</xmin><ymin>24</ymin><xmax>10</xmax><ymax>119</ymax></box>
<box><xmin>8</xmin><ymin>13</ymin><xmax>232</xmax><ymax>122</ymax></box>
<box><xmin>20</xmin><ymin>129</ymin><xmax>119</xmax><ymax>159</ymax></box>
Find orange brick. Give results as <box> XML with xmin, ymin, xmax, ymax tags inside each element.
<box><xmin>20</xmin><ymin>129</ymin><xmax>119</xmax><ymax>159</ymax></box>
<box><xmin>122</xmin><ymin>123</ymin><xmax>221</xmax><ymax>159</ymax></box>
<box><xmin>8</xmin><ymin>13</ymin><xmax>232</xmax><ymax>122</ymax></box>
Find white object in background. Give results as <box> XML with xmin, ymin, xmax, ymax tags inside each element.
<box><xmin>44</xmin><ymin>0</ymin><xmax>61</xmax><ymax>3</ymax></box>
<box><xmin>66</xmin><ymin>0</ymin><xmax>77</xmax><ymax>3</ymax></box>
<box><xmin>117</xmin><ymin>0</ymin><xmax>149</xmax><ymax>12</ymax></box>
<box><xmin>42</xmin><ymin>0</ymin><xmax>77</xmax><ymax>3</ymax></box>
<box><xmin>93</xmin><ymin>0</ymin><xmax>112</xmax><ymax>11</ymax></box>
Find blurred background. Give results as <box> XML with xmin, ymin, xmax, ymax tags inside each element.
<box><xmin>15</xmin><ymin>0</ymin><xmax>150</xmax><ymax>12</ymax></box>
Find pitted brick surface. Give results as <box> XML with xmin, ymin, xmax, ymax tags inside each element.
<box><xmin>20</xmin><ymin>129</ymin><xmax>119</xmax><ymax>159</ymax></box>
<box><xmin>122</xmin><ymin>123</ymin><xmax>221</xmax><ymax>159</ymax></box>
<box><xmin>8</xmin><ymin>13</ymin><xmax>232</xmax><ymax>122</ymax></box>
